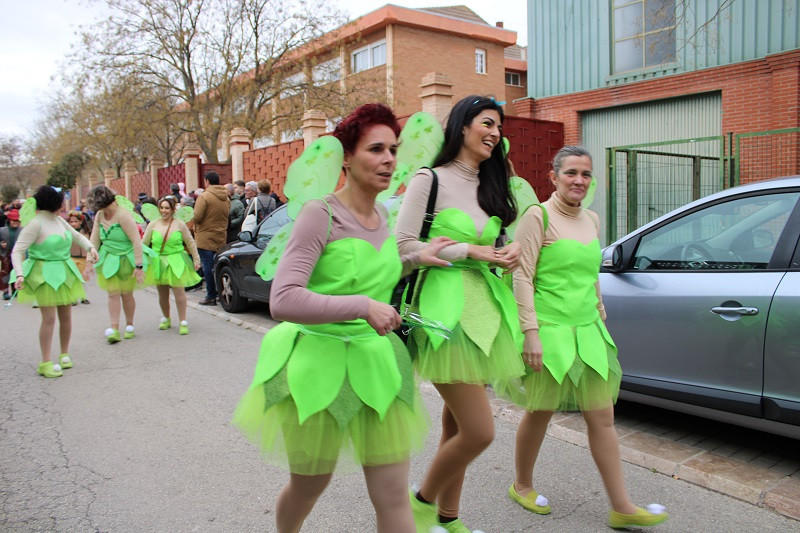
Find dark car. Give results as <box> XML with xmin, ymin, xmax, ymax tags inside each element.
<box><xmin>214</xmin><ymin>204</ymin><xmax>290</xmax><ymax>313</ymax></box>
<box><xmin>600</xmin><ymin>176</ymin><xmax>800</xmax><ymax>439</ymax></box>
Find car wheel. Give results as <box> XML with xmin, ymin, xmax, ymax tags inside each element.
<box><xmin>217</xmin><ymin>265</ymin><xmax>247</xmax><ymax>313</ymax></box>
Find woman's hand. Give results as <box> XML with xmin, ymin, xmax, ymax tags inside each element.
<box><xmin>418</xmin><ymin>236</ymin><xmax>457</xmax><ymax>267</ymax></box>
<box><xmin>523</xmin><ymin>330</ymin><xmax>544</xmax><ymax>371</ymax></box>
<box><xmin>82</xmin><ymin>263</ymin><xmax>94</xmax><ymax>282</ymax></box>
<box><xmin>366</xmin><ymin>299</ymin><xmax>402</xmax><ymax>336</ymax></box>
<box><xmin>87</xmin><ymin>248</ymin><xmax>99</xmax><ymax>264</ymax></box>
<box><xmin>14</xmin><ymin>275</ymin><xmax>24</xmax><ymax>290</ymax></box>
<box><xmin>496</xmin><ymin>241</ymin><xmax>521</xmax><ymax>273</ymax></box>
<box><xmin>193</xmin><ymin>260</ymin><xmax>201</xmax><ymax>271</ymax></box>
<box><xmin>133</xmin><ymin>268</ymin><xmax>146</xmax><ymax>284</ymax></box>
<box><xmin>467</xmin><ymin>244</ymin><xmax>500</xmax><ymax>263</ymax></box>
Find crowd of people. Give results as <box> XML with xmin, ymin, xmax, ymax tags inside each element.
<box><xmin>3</xmin><ymin>97</ymin><xmax>670</xmax><ymax>532</ymax></box>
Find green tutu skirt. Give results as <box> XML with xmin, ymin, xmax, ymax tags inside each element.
<box><xmin>14</xmin><ymin>260</ymin><xmax>86</xmax><ymax>307</ymax></box>
<box><xmin>410</xmin><ymin>321</ymin><xmax>524</xmax><ymax>384</ymax></box>
<box><xmin>149</xmin><ymin>252</ymin><xmax>201</xmax><ymax>287</ymax></box>
<box><xmin>494</xmin><ymin>320</ymin><xmax>622</xmax><ymax>412</ymax></box>
<box><xmin>96</xmin><ymin>258</ymin><xmax>140</xmax><ymax>293</ymax></box>
<box><xmin>233</xmin><ymin>327</ymin><xmax>429</xmax><ymax>475</ymax></box>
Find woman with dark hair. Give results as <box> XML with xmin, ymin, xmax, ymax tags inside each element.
<box><xmin>500</xmin><ymin>146</ymin><xmax>667</xmax><ymax>529</ymax></box>
<box><xmin>233</xmin><ymin>103</ymin><xmax>454</xmax><ymax>533</ymax></box>
<box><xmin>68</xmin><ymin>210</ymin><xmax>93</xmax><ymax>305</ymax></box>
<box><xmin>142</xmin><ymin>196</ymin><xmax>201</xmax><ymax>335</ymax></box>
<box><xmin>11</xmin><ymin>186</ymin><xmax>98</xmax><ymax>377</ymax></box>
<box><xmin>394</xmin><ymin>95</ymin><xmax>525</xmax><ymax>532</ymax></box>
<box><xmin>85</xmin><ymin>185</ymin><xmax>148</xmax><ymax>343</ymax></box>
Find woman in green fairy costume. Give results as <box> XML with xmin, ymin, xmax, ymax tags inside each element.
<box><xmin>142</xmin><ymin>195</ymin><xmax>201</xmax><ymax>335</ymax></box>
<box><xmin>395</xmin><ymin>95</ymin><xmax>524</xmax><ymax>533</ymax></box>
<box><xmin>500</xmin><ymin>146</ymin><xmax>667</xmax><ymax>529</ymax></box>
<box><xmin>232</xmin><ymin>104</ymin><xmax>454</xmax><ymax>533</ymax></box>
<box><xmin>11</xmin><ymin>185</ymin><xmax>98</xmax><ymax>378</ymax></box>
<box><xmin>85</xmin><ymin>185</ymin><xmax>150</xmax><ymax>344</ymax></box>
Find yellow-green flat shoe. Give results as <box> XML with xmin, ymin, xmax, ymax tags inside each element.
<box><xmin>105</xmin><ymin>328</ymin><xmax>121</xmax><ymax>344</ymax></box>
<box><xmin>58</xmin><ymin>353</ymin><xmax>73</xmax><ymax>369</ymax></box>
<box><xmin>158</xmin><ymin>317</ymin><xmax>171</xmax><ymax>330</ymax></box>
<box><xmin>508</xmin><ymin>483</ymin><xmax>551</xmax><ymax>515</ymax></box>
<box><xmin>37</xmin><ymin>361</ymin><xmax>63</xmax><ymax>378</ymax></box>
<box><xmin>409</xmin><ymin>488</ymin><xmax>437</xmax><ymax>533</ymax></box>
<box><xmin>179</xmin><ymin>321</ymin><xmax>189</xmax><ymax>335</ymax></box>
<box><xmin>608</xmin><ymin>506</ymin><xmax>668</xmax><ymax>529</ymax></box>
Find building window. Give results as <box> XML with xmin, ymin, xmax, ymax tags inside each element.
<box><xmin>505</xmin><ymin>71</ymin><xmax>521</xmax><ymax>86</ymax></box>
<box><xmin>280</xmin><ymin>72</ymin><xmax>306</xmax><ymax>99</ymax></box>
<box><xmin>312</xmin><ymin>57</ymin><xmax>342</xmax><ymax>85</ymax></box>
<box><xmin>475</xmin><ymin>48</ymin><xmax>487</xmax><ymax>74</ymax></box>
<box><xmin>351</xmin><ymin>40</ymin><xmax>386</xmax><ymax>73</ymax></box>
<box><xmin>612</xmin><ymin>0</ymin><xmax>676</xmax><ymax>74</ymax></box>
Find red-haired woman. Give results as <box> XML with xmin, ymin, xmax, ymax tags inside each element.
<box><xmin>233</xmin><ymin>103</ymin><xmax>454</xmax><ymax>533</ymax></box>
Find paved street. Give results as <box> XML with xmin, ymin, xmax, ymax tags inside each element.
<box><xmin>1</xmin><ymin>284</ymin><xmax>798</xmax><ymax>532</ymax></box>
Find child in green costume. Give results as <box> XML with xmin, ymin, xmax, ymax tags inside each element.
<box><xmin>500</xmin><ymin>146</ymin><xmax>668</xmax><ymax>529</ymax></box>
<box><xmin>142</xmin><ymin>195</ymin><xmax>201</xmax><ymax>335</ymax></box>
<box><xmin>232</xmin><ymin>104</ymin><xmax>454</xmax><ymax>533</ymax></box>
<box><xmin>84</xmin><ymin>185</ymin><xmax>152</xmax><ymax>344</ymax></box>
<box><xmin>11</xmin><ymin>186</ymin><xmax>98</xmax><ymax>378</ymax></box>
<box><xmin>394</xmin><ymin>95</ymin><xmax>524</xmax><ymax>533</ymax></box>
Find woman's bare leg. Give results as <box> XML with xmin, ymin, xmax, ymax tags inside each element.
<box><xmin>120</xmin><ymin>291</ymin><xmax>135</xmax><ymax>326</ymax></box>
<box><xmin>107</xmin><ymin>292</ymin><xmax>121</xmax><ymax>329</ymax></box>
<box><xmin>364</xmin><ymin>461</ymin><xmax>414</xmax><ymax>532</ymax></box>
<box><xmin>173</xmin><ymin>287</ymin><xmax>187</xmax><ymax>321</ymax></box>
<box><xmin>582</xmin><ymin>406</ymin><xmax>636</xmax><ymax>514</ymax></box>
<box><xmin>56</xmin><ymin>305</ymin><xmax>72</xmax><ymax>354</ymax></box>
<box><xmin>513</xmin><ymin>410</ymin><xmax>554</xmax><ymax>496</ymax></box>
<box><xmin>157</xmin><ymin>285</ymin><xmax>170</xmax><ymax>318</ymax></box>
<box><xmin>38</xmin><ymin>306</ymin><xmax>56</xmax><ymax>362</ymax></box>
<box><xmin>275</xmin><ymin>473</ymin><xmax>332</xmax><ymax>533</ymax></box>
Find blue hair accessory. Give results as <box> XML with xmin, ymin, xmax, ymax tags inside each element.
<box><xmin>473</xmin><ymin>97</ymin><xmax>506</xmax><ymax>107</ymax></box>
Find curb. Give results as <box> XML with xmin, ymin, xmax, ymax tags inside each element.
<box><xmin>173</xmin><ymin>288</ymin><xmax>800</xmax><ymax>522</ymax></box>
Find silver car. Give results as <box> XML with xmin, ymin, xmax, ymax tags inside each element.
<box><xmin>600</xmin><ymin>176</ymin><xmax>800</xmax><ymax>439</ymax></box>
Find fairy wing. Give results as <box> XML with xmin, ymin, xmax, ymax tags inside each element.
<box><xmin>507</xmin><ymin>176</ymin><xmax>540</xmax><ymax>239</ymax></box>
<box><xmin>377</xmin><ymin>112</ymin><xmax>444</xmax><ymax>202</ymax></box>
<box><xmin>255</xmin><ymin>220</ymin><xmax>295</xmax><ymax>281</ymax></box>
<box><xmin>283</xmin><ymin>136</ymin><xmax>343</xmax><ymax>219</ymax></box>
<box><xmin>18</xmin><ymin>198</ymin><xmax>36</xmax><ymax>227</ymax></box>
<box><xmin>385</xmin><ymin>194</ymin><xmax>403</xmax><ymax>231</ymax></box>
<box><xmin>140</xmin><ymin>203</ymin><xmax>159</xmax><ymax>222</ymax></box>
<box><xmin>583</xmin><ymin>179</ymin><xmax>598</xmax><ymax>208</ymax></box>
<box><xmin>115</xmin><ymin>195</ymin><xmax>145</xmax><ymax>224</ymax></box>
<box><xmin>175</xmin><ymin>205</ymin><xmax>194</xmax><ymax>223</ymax></box>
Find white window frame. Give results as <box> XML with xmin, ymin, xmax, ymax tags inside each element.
<box><xmin>505</xmin><ymin>71</ymin><xmax>521</xmax><ymax>86</ymax></box>
<box><xmin>612</xmin><ymin>0</ymin><xmax>677</xmax><ymax>74</ymax></box>
<box><xmin>280</xmin><ymin>72</ymin><xmax>306</xmax><ymax>99</ymax></box>
<box><xmin>475</xmin><ymin>48</ymin><xmax>487</xmax><ymax>74</ymax></box>
<box><xmin>351</xmin><ymin>39</ymin><xmax>387</xmax><ymax>74</ymax></box>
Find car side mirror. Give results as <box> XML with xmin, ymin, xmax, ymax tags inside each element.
<box><xmin>602</xmin><ymin>244</ymin><xmax>624</xmax><ymax>273</ymax></box>
<box><xmin>238</xmin><ymin>230</ymin><xmax>253</xmax><ymax>242</ymax></box>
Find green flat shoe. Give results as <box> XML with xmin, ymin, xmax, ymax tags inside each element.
<box><xmin>123</xmin><ymin>326</ymin><xmax>135</xmax><ymax>339</ymax></box>
<box><xmin>508</xmin><ymin>483</ymin><xmax>551</xmax><ymax>515</ymax></box>
<box><xmin>58</xmin><ymin>353</ymin><xmax>73</xmax><ymax>369</ymax></box>
<box><xmin>106</xmin><ymin>328</ymin><xmax>121</xmax><ymax>344</ymax></box>
<box><xmin>158</xmin><ymin>317</ymin><xmax>171</xmax><ymax>330</ymax></box>
<box><xmin>609</xmin><ymin>506</ymin><xmax>668</xmax><ymax>529</ymax></box>
<box><xmin>179</xmin><ymin>321</ymin><xmax>189</xmax><ymax>335</ymax></box>
<box><xmin>436</xmin><ymin>518</ymin><xmax>474</xmax><ymax>532</ymax></box>
<box><xmin>410</xmin><ymin>488</ymin><xmax>437</xmax><ymax>533</ymax></box>
<box><xmin>37</xmin><ymin>361</ymin><xmax>63</xmax><ymax>378</ymax></box>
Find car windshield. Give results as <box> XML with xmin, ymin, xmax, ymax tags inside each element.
<box><xmin>256</xmin><ymin>206</ymin><xmax>290</xmax><ymax>242</ymax></box>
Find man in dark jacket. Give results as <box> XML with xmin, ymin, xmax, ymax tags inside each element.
<box><xmin>225</xmin><ymin>184</ymin><xmax>245</xmax><ymax>242</ymax></box>
<box><xmin>193</xmin><ymin>172</ymin><xmax>230</xmax><ymax>305</ymax></box>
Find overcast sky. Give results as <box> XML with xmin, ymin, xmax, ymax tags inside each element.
<box><xmin>0</xmin><ymin>0</ymin><xmax>527</xmax><ymax>138</ymax></box>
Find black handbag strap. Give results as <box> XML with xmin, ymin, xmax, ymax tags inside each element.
<box><xmin>401</xmin><ymin>168</ymin><xmax>439</xmax><ymax>308</ymax></box>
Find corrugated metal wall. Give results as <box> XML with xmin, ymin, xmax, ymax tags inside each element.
<box><xmin>527</xmin><ymin>0</ymin><xmax>800</xmax><ymax>98</ymax></box>
<box><xmin>581</xmin><ymin>91</ymin><xmax>722</xmax><ymax>242</ymax></box>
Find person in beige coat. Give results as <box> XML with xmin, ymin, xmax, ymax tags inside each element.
<box><xmin>193</xmin><ymin>171</ymin><xmax>230</xmax><ymax>305</ymax></box>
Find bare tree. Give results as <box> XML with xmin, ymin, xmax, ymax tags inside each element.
<box><xmin>0</xmin><ymin>135</ymin><xmax>46</xmax><ymax>196</ymax></box>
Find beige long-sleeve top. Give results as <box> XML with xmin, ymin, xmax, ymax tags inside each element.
<box><xmin>89</xmin><ymin>207</ymin><xmax>144</xmax><ymax>265</ymax></box>
<box><xmin>512</xmin><ymin>192</ymin><xmax>607</xmax><ymax>333</ymax></box>
<box><xmin>395</xmin><ymin>160</ymin><xmax>492</xmax><ymax>261</ymax></box>
<box><xmin>142</xmin><ymin>218</ymin><xmax>201</xmax><ymax>265</ymax></box>
<box><xmin>11</xmin><ymin>211</ymin><xmax>94</xmax><ymax>274</ymax></box>
<box><xmin>269</xmin><ymin>195</ymin><xmax>420</xmax><ymax>324</ymax></box>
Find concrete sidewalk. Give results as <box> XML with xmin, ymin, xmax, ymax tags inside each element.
<box><xmin>0</xmin><ymin>284</ymin><xmax>797</xmax><ymax>531</ymax></box>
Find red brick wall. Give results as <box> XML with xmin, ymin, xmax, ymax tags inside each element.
<box><xmin>130</xmin><ymin>172</ymin><xmax>150</xmax><ymax>200</ymax></box>
<box><xmin>109</xmin><ymin>177</ymin><xmax>125</xmax><ymax>196</ymax></box>
<box><xmin>201</xmin><ymin>163</ymin><xmax>232</xmax><ymax>185</ymax></box>
<box><xmin>514</xmin><ymin>50</ymin><xmax>800</xmax><ymax>185</ymax></box>
<box><xmin>504</xmin><ymin>116</ymin><xmax>564</xmax><ymax>200</ymax></box>
<box><xmin>243</xmin><ymin>139</ymin><xmax>305</xmax><ymax>199</ymax></box>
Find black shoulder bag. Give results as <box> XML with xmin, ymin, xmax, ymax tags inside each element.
<box><xmin>391</xmin><ymin>169</ymin><xmax>439</xmax><ymax>344</ymax></box>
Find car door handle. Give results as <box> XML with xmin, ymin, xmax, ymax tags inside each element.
<box><xmin>710</xmin><ymin>306</ymin><xmax>759</xmax><ymax>316</ymax></box>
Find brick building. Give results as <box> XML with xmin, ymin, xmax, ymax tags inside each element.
<box><xmin>516</xmin><ymin>0</ymin><xmax>800</xmax><ymax>241</ymax></box>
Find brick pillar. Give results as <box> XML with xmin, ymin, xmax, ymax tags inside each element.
<box><xmin>219</xmin><ymin>130</ymin><xmax>231</xmax><ymax>162</ymax></box>
<box><xmin>183</xmin><ymin>144</ymin><xmax>202</xmax><ymax>192</ymax></box>
<box><xmin>513</xmin><ymin>97</ymin><xmax>536</xmax><ymax>118</ymax></box>
<box><xmin>419</xmin><ymin>73</ymin><xmax>453</xmax><ymax>125</ymax></box>
<box><xmin>149</xmin><ymin>155</ymin><xmax>165</xmax><ymax>198</ymax></box>
<box><xmin>103</xmin><ymin>169</ymin><xmax>116</xmax><ymax>189</ymax></box>
<box><xmin>229</xmin><ymin>128</ymin><xmax>252</xmax><ymax>184</ymax></box>
<box><xmin>123</xmin><ymin>161</ymin><xmax>136</xmax><ymax>200</ymax></box>
<box><xmin>87</xmin><ymin>172</ymin><xmax>97</xmax><ymax>189</ymax></box>
<box><xmin>302</xmin><ymin>110</ymin><xmax>328</xmax><ymax>147</ymax></box>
